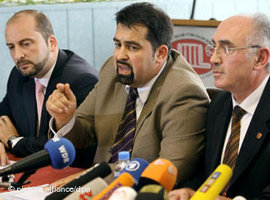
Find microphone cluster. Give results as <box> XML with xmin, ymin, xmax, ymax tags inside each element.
<box><xmin>46</xmin><ymin>157</ymin><xmax>178</xmax><ymax>200</ymax></box>
<box><xmin>46</xmin><ymin>156</ymin><xmax>233</xmax><ymax>200</ymax></box>
<box><xmin>0</xmin><ymin>139</ymin><xmax>233</xmax><ymax>200</ymax></box>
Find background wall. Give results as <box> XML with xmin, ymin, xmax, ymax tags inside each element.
<box><xmin>0</xmin><ymin>0</ymin><xmax>270</xmax><ymax>99</ymax></box>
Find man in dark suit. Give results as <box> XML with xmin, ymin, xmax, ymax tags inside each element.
<box><xmin>0</xmin><ymin>10</ymin><xmax>98</xmax><ymax>165</ymax></box>
<box><xmin>169</xmin><ymin>13</ymin><xmax>270</xmax><ymax>200</ymax></box>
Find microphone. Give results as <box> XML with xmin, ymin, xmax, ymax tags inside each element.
<box><xmin>190</xmin><ymin>164</ymin><xmax>232</xmax><ymax>200</ymax></box>
<box><xmin>45</xmin><ymin>161</ymin><xmax>112</xmax><ymax>200</ymax></box>
<box><xmin>92</xmin><ymin>172</ymin><xmax>135</xmax><ymax>200</ymax></box>
<box><xmin>137</xmin><ymin>158</ymin><xmax>177</xmax><ymax>192</ymax></box>
<box><xmin>63</xmin><ymin>177</ymin><xmax>108</xmax><ymax>200</ymax></box>
<box><xmin>135</xmin><ymin>184</ymin><xmax>169</xmax><ymax>200</ymax></box>
<box><xmin>0</xmin><ymin>137</ymin><xmax>75</xmax><ymax>176</ymax></box>
<box><xmin>109</xmin><ymin>186</ymin><xmax>137</xmax><ymax>200</ymax></box>
<box><xmin>119</xmin><ymin>158</ymin><xmax>149</xmax><ymax>185</ymax></box>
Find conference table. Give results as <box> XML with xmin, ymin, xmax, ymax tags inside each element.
<box><xmin>0</xmin><ymin>153</ymin><xmax>84</xmax><ymax>192</ymax></box>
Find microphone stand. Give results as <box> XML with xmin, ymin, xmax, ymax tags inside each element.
<box><xmin>0</xmin><ymin>169</ymin><xmax>36</xmax><ymax>189</ymax></box>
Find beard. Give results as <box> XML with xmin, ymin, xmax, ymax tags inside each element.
<box><xmin>16</xmin><ymin>54</ymin><xmax>49</xmax><ymax>77</ymax></box>
<box><xmin>116</xmin><ymin>60</ymin><xmax>134</xmax><ymax>85</ymax></box>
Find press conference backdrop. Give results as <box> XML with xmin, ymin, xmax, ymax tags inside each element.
<box><xmin>0</xmin><ymin>0</ymin><xmax>269</xmax><ymax>100</ymax></box>
<box><xmin>172</xmin><ymin>19</ymin><xmax>220</xmax><ymax>87</ymax></box>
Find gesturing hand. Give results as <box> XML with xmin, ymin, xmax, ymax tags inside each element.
<box><xmin>46</xmin><ymin>83</ymin><xmax>77</xmax><ymax>130</ymax></box>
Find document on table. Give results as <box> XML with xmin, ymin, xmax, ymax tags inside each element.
<box><xmin>0</xmin><ymin>160</ymin><xmax>16</xmax><ymax>184</ymax></box>
<box><xmin>0</xmin><ymin>160</ymin><xmax>16</xmax><ymax>170</ymax></box>
<box><xmin>0</xmin><ymin>161</ymin><xmax>51</xmax><ymax>200</ymax></box>
<box><xmin>0</xmin><ymin>184</ymin><xmax>51</xmax><ymax>200</ymax></box>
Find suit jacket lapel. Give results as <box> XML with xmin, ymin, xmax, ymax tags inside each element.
<box><xmin>112</xmin><ymin>82</ymin><xmax>128</xmax><ymax>136</ymax></box>
<box><xmin>39</xmin><ymin>50</ymin><xmax>71</xmax><ymax>136</ymax></box>
<box><xmin>208</xmin><ymin>97</ymin><xmax>232</xmax><ymax>173</ymax></box>
<box><xmin>231</xmin><ymin>79</ymin><xmax>270</xmax><ymax>185</ymax></box>
<box><xmin>22</xmin><ymin>78</ymin><xmax>37</xmax><ymax>136</ymax></box>
<box><xmin>135</xmin><ymin>54</ymin><xmax>173</xmax><ymax>137</ymax></box>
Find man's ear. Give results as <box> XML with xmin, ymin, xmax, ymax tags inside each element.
<box><xmin>155</xmin><ymin>45</ymin><xmax>169</xmax><ymax>66</ymax></box>
<box><xmin>48</xmin><ymin>35</ymin><xmax>58</xmax><ymax>52</ymax></box>
<box><xmin>254</xmin><ymin>47</ymin><xmax>270</xmax><ymax>69</ymax></box>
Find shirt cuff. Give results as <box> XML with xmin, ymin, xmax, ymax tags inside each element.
<box><xmin>11</xmin><ymin>137</ymin><xmax>24</xmax><ymax>148</ymax></box>
<box><xmin>49</xmin><ymin>116</ymin><xmax>75</xmax><ymax>137</ymax></box>
<box><xmin>233</xmin><ymin>196</ymin><xmax>247</xmax><ymax>200</ymax></box>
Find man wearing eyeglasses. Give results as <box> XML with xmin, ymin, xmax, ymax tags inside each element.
<box><xmin>169</xmin><ymin>13</ymin><xmax>270</xmax><ymax>200</ymax></box>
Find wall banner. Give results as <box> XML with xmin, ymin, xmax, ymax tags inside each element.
<box><xmin>172</xmin><ymin>19</ymin><xmax>220</xmax><ymax>87</ymax></box>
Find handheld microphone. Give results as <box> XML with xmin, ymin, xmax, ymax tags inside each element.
<box><xmin>119</xmin><ymin>158</ymin><xmax>149</xmax><ymax>185</ymax></box>
<box><xmin>93</xmin><ymin>172</ymin><xmax>134</xmax><ymax>200</ymax></box>
<box><xmin>0</xmin><ymin>137</ymin><xmax>75</xmax><ymax>177</ymax></box>
<box><xmin>63</xmin><ymin>177</ymin><xmax>108</xmax><ymax>200</ymax></box>
<box><xmin>109</xmin><ymin>186</ymin><xmax>137</xmax><ymax>200</ymax></box>
<box><xmin>137</xmin><ymin>158</ymin><xmax>177</xmax><ymax>192</ymax></box>
<box><xmin>45</xmin><ymin>161</ymin><xmax>111</xmax><ymax>200</ymax></box>
<box><xmin>190</xmin><ymin>164</ymin><xmax>232</xmax><ymax>200</ymax></box>
<box><xmin>135</xmin><ymin>184</ymin><xmax>169</xmax><ymax>200</ymax></box>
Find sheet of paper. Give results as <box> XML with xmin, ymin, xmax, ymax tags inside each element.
<box><xmin>0</xmin><ymin>160</ymin><xmax>17</xmax><ymax>183</ymax></box>
<box><xmin>0</xmin><ymin>184</ymin><xmax>51</xmax><ymax>200</ymax></box>
<box><xmin>0</xmin><ymin>160</ymin><xmax>16</xmax><ymax>170</ymax></box>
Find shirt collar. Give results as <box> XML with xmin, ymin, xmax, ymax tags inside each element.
<box><xmin>232</xmin><ymin>75</ymin><xmax>270</xmax><ymax>115</ymax></box>
<box><xmin>125</xmin><ymin>61</ymin><xmax>167</xmax><ymax>103</ymax></box>
<box><xmin>34</xmin><ymin>62</ymin><xmax>56</xmax><ymax>88</ymax></box>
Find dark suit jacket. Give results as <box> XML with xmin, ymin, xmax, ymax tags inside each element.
<box><xmin>0</xmin><ymin>49</ymin><xmax>98</xmax><ymax>159</ymax></box>
<box><xmin>205</xmin><ymin>78</ymin><xmax>270</xmax><ymax>199</ymax></box>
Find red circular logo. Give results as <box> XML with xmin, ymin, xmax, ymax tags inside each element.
<box><xmin>172</xmin><ymin>39</ymin><xmax>212</xmax><ymax>75</ymax></box>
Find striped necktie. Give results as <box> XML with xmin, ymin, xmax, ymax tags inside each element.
<box><xmin>109</xmin><ymin>88</ymin><xmax>138</xmax><ymax>163</ymax></box>
<box><xmin>223</xmin><ymin>105</ymin><xmax>246</xmax><ymax>170</ymax></box>
<box><xmin>222</xmin><ymin>105</ymin><xmax>246</xmax><ymax>195</ymax></box>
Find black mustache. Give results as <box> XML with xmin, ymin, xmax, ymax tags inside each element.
<box><xmin>117</xmin><ymin>60</ymin><xmax>132</xmax><ymax>69</ymax></box>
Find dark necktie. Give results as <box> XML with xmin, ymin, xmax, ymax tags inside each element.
<box><xmin>222</xmin><ymin>106</ymin><xmax>246</xmax><ymax>195</ymax></box>
<box><xmin>223</xmin><ymin>105</ymin><xmax>246</xmax><ymax>170</ymax></box>
<box><xmin>109</xmin><ymin>88</ymin><xmax>138</xmax><ymax>163</ymax></box>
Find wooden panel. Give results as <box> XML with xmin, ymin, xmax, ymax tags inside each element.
<box><xmin>172</xmin><ymin>19</ymin><xmax>220</xmax><ymax>27</ymax></box>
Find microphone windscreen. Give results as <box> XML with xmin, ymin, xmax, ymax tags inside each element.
<box><xmin>0</xmin><ymin>138</ymin><xmax>76</xmax><ymax>177</ymax></box>
<box><xmin>138</xmin><ymin>158</ymin><xmax>177</xmax><ymax>192</ymax></box>
<box><xmin>44</xmin><ymin>137</ymin><xmax>76</xmax><ymax>169</ymax></box>
<box><xmin>135</xmin><ymin>184</ymin><xmax>168</xmax><ymax>200</ymax></box>
<box><xmin>190</xmin><ymin>164</ymin><xmax>232</xmax><ymax>200</ymax></box>
<box><xmin>109</xmin><ymin>186</ymin><xmax>137</xmax><ymax>200</ymax></box>
<box><xmin>120</xmin><ymin>158</ymin><xmax>149</xmax><ymax>184</ymax></box>
<box><xmin>64</xmin><ymin>177</ymin><xmax>108</xmax><ymax>200</ymax></box>
<box><xmin>93</xmin><ymin>172</ymin><xmax>134</xmax><ymax>200</ymax></box>
<box><xmin>45</xmin><ymin>162</ymin><xmax>111</xmax><ymax>200</ymax></box>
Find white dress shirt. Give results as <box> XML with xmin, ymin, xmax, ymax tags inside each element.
<box><xmin>221</xmin><ymin>75</ymin><xmax>270</xmax><ymax>162</ymax></box>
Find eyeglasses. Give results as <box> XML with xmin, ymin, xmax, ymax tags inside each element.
<box><xmin>205</xmin><ymin>44</ymin><xmax>261</xmax><ymax>57</ymax></box>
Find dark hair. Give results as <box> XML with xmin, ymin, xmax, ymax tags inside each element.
<box><xmin>7</xmin><ymin>9</ymin><xmax>54</xmax><ymax>43</ymax></box>
<box><xmin>116</xmin><ymin>2</ymin><xmax>173</xmax><ymax>53</ymax></box>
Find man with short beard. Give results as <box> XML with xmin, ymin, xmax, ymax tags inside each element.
<box><xmin>0</xmin><ymin>10</ymin><xmax>98</xmax><ymax>166</ymax></box>
<box><xmin>47</xmin><ymin>2</ymin><xmax>209</xmax><ymax>187</ymax></box>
